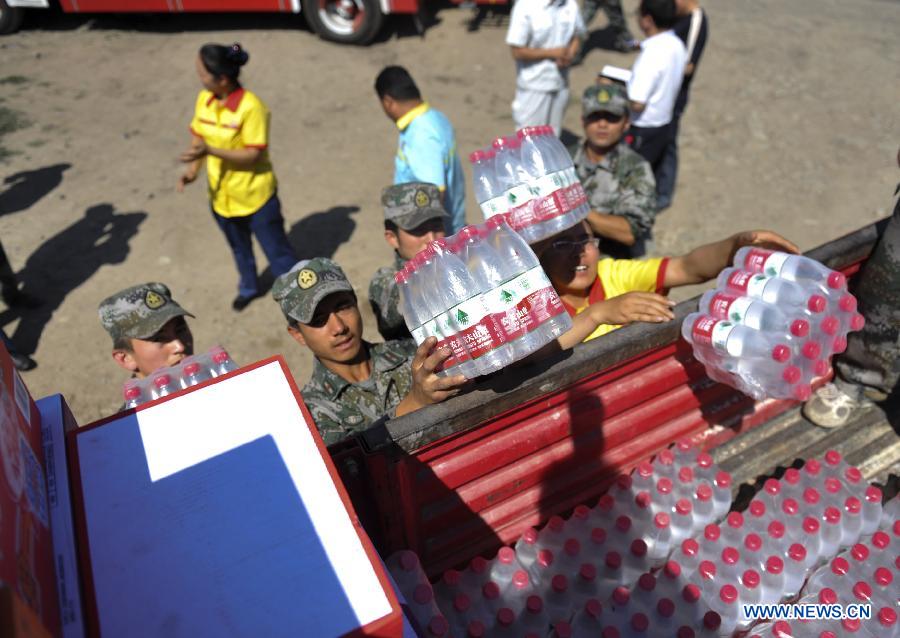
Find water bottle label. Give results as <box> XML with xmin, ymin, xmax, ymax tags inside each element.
<box><xmin>745</xmin><ymin>274</ymin><xmax>770</xmax><ymax>299</ymax></box>
<box><xmin>743</xmin><ymin>248</ymin><xmax>773</xmax><ymax>272</ymax></box>
<box><xmin>567</xmin><ymin>182</ymin><xmax>588</xmax><ymax>209</ymax></box>
<box><xmin>725</xmin><ymin>270</ymin><xmax>754</xmax><ymax>292</ymax></box>
<box><xmin>432</xmin><ymin>312</ymin><xmax>473</xmax><ymax>371</ymax></box>
<box><xmin>723</xmin><ymin>297</ymin><xmax>755</xmax><ymax>325</ymax></box>
<box><xmin>506</xmin><ymin>184</ymin><xmax>533</xmax><ymax>209</ymax></box>
<box><xmin>411</xmin><ymin>317</ymin><xmax>439</xmax><ymax>345</ymax></box>
<box><xmin>480</xmin><ymin>195</ymin><xmax>508</xmax><ymax>219</ymax></box>
<box><xmin>482</xmin><ymin>266</ymin><xmax>559</xmax><ymax>340</ymax></box>
<box><xmin>531</xmin><ymin>171</ymin><xmax>567</xmax><ymax>198</ymax></box>
<box><xmin>708</xmin><ymin>291</ymin><xmax>741</xmax><ymax>319</ymax></box>
<box><xmin>761</xmin><ymin>252</ymin><xmax>790</xmax><ymax>277</ymax></box>
<box><xmin>692</xmin><ymin>316</ymin><xmax>736</xmax><ymax>353</ymax></box>
<box><xmin>448</xmin><ymin>295</ymin><xmax>507</xmax><ymax>360</ymax></box>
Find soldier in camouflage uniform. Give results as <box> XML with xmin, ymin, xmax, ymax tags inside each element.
<box><xmin>98</xmin><ymin>283</ymin><xmax>195</xmax><ymax>381</ymax></box>
<box><xmin>274</xmin><ymin>257</ymin><xmax>467</xmax><ymax>445</ymax></box>
<box><xmin>570</xmin><ymin>84</ymin><xmax>658</xmax><ymax>259</ymax></box>
<box><xmin>804</xmin><ymin>163</ymin><xmax>900</xmax><ymax>427</ymax></box>
<box><xmin>369</xmin><ymin>182</ymin><xmax>448</xmax><ymax>341</ymax></box>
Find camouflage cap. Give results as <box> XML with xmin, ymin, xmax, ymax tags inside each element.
<box><xmin>98</xmin><ymin>283</ymin><xmax>194</xmax><ymax>343</ymax></box>
<box><xmin>382</xmin><ymin>182</ymin><xmax>449</xmax><ymax>231</ymax></box>
<box><xmin>582</xmin><ymin>84</ymin><xmax>629</xmax><ymax>118</ymax></box>
<box><xmin>272</xmin><ymin>258</ymin><xmax>355</xmax><ymax>324</ymax></box>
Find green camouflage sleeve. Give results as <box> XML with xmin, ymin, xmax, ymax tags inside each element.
<box><xmin>300</xmin><ymin>388</ymin><xmax>353</xmax><ymax>446</ymax></box>
<box><xmin>616</xmin><ymin>154</ymin><xmax>658</xmax><ymax>240</ymax></box>
<box><xmin>368</xmin><ymin>267</ymin><xmax>409</xmax><ymax>341</ymax></box>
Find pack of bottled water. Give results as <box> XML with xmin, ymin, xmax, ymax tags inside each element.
<box><xmin>121</xmin><ymin>345</ymin><xmax>238</xmax><ymax>408</ymax></box>
<box><xmin>682</xmin><ymin>249</ymin><xmax>865</xmax><ymax>402</ymax></box>
<box><xmin>470</xmin><ymin>126</ymin><xmax>590</xmax><ymax>245</ymax></box>
<box><xmin>395</xmin><ymin>217</ymin><xmax>572</xmax><ymax>378</ymax></box>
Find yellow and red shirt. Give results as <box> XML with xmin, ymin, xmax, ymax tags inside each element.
<box><xmin>563</xmin><ymin>257</ymin><xmax>670</xmax><ymax>342</ymax></box>
<box><xmin>189</xmin><ymin>88</ymin><xmax>276</xmax><ymax>218</ymax></box>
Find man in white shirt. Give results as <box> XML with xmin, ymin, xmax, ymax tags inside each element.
<box><xmin>626</xmin><ymin>0</ymin><xmax>687</xmax><ymax>190</ymax></box>
<box><xmin>506</xmin><ymin>0</ymin><xmax>587</xmax><ymax>136</ymax></box>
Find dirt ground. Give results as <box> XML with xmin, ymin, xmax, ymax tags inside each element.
<box><xmin>0</xmin><ymin>0</ymin><xmax>898</xmax><ymax>424</ymax></box>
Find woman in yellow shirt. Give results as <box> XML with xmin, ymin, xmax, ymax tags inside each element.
<box><xmin>178</xmin><ymin>43</ymin><xmax>297</xmax><ymax>311</ymax></box>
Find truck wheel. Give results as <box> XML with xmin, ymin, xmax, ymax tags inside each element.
<box><xmin>0</xmin><ymin>0</ymin><xmax>25</xmax><ymax>35</ymax></box>
<box><xmin>302</xmin><ymin>0</ymin><xmax>384</xmax><ymax>45</ymax></box>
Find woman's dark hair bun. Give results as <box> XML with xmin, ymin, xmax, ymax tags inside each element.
<box><xmin>227</xmin><ymin>43</ymin><xmax>250</xmax><ymax>67</ymax></box>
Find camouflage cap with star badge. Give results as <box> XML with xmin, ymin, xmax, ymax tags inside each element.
<box><xmin>582</xmin><ymin>83</ymin><xmax>629</xmax><ymax>118</ymax></box>
<box><xmin>272</xmin><ymin>258</ymin><xmax>355</xmax><ymax>324</ymax></box>
<box><xmin>382</xmin><ymin>182</ymin><xmax>449</xmax><ymax>231</ymax></box>
<box><xmin>98</xmin><ymin>283</ymin><xmax>194</xmax><ymax>343</ymax></box>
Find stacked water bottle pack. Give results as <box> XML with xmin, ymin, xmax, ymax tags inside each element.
<box><xmin>682</xmin><ymin>249</ymin><xmax>866</xmax><ymax>402</ymax></box>
<box><xmin>395</xmin><ymin>217</ymin><xmax>572</xmax><ymax>379</ymax></box>
<box><xmin>470</xmin><ymin>127</ymin><xmax>590</xmax><ymax>244</ymax></box>
<box><xmin>386</xmin><ymin>439</ymin><xmax>736</xmax><ymax>637</ymax></box>
<box><xmin>121</xmin><ymin>345</ymin><xmax>238</xmax><ymax>408</ymax></box>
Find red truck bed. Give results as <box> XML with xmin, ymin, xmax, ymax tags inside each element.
<box><xmin>329</xmin><ymin>219</ymin><xmax>897</xmax><ymax>577</ymax></box>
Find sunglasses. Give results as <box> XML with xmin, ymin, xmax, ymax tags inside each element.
<box><xmin>586</xmin><ymin>112</ymin><xmax>625</xmax><ymax>124</ymax></box>
<box><xmin>549</xmin><ymin>237</ymin><xmax>600</xmax><ymax>253</ymax></box>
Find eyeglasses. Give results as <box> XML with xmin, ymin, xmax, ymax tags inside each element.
<box><xmin>549</xmin><ymin>237</ymin><xmax>600</xmax><ymax>253</ymax></box>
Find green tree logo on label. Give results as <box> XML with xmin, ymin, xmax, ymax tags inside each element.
<box><xmin>456</xmin><ymin>309</ymin><xmax>469</xmax><ymax>326</ymax></box>
<box><xmin>500</xmin><ymin>289</ymin><xmax>514</xmax><ymax>304</ymax></box>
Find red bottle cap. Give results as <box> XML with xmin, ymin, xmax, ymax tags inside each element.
<box><xmin>768</xmin><ymin>520</ymin><xmax>786</xmax><ymax>539</ymax></box>
<box><xmin>699</xmin><ymin>561</ymin><xmax>716</xmax><ymax>579</ymax></box>
<box><xmin>522</xmin><ymin>528</ymin><xmax>538</xmax><ymax>544</ymax></box>
<box><xmin>635</xmin><ymin>491</ymin><xmax>652</xmax><ymax>509</ymax></box>
<box><xmin>716</xmin><ymin>471</ymin><xmax>732</xmax><ymax>488</ymax></box>
<box><xmin>602</xmin><ymin>628</ymin><xmax>620</xmax><ymax>638</ymax></box>
<box><xmin>553</xmin><ymin>622</ymin><xmax>572</xmax><ymax>638</ymax></box>
<box><xmin>782</xmin><ymin>498</ymin><xmax>799</xmax><ymax>515</ymax></box>
<box><xmin>871</xmin><ymin>531</ymin><xmax>890</xmax><ymax>549</ymax></box>
<box><xmin>803</xmin><ymin>517</ymin><xmax>820</xmax><ymax>534</ymax></box>
<box><xmin>749</xmin><ymin>500</ymin><xmax>767</xmax><ymax>517</ymax></box>
<box><xmin>766</xmin><ymin>556</ymin><xmax>784</xmax><ymax>575</ymax></box>
<box><xmin>683</xmin><ymin>583</ymin><xmax>701</xmax><ymax>603</ymax></box>
<box><xmin>466</xmin><ymin>620</ymin><xmax>484</xmax><ymax>638</ymax></box>
<box><xmin>723</xmin><ymin>547</ymin><xmax>740</xmax><ymax>565</ymax></box>
<box><xmin>830</xmin><ymin>557</ymin><xmax>850</xmax><ymax>576</ymax></box>
<box><xmin>720</xmin><ymin>585</ymin><xmax>738</xmax><ymax>604</ymax></box>
<box><xmin>852</xmin><ymin>581</ymin><xmax>872</xmax><ymax>602</ymax></box>
<box><xmin>727</xmin><ymin>511</ymin><xmax>744</xmax><ymax>528</ymax></box>
<box><xmin>548</xmin><ymin>515</ymin><xmax>565</xmax><ymax>532</ymax></box>
<box><xmin>676</xmin><ymin>499</ymin><xmax>692</xmax><ymax>515</ymax></box>
<box><xmin>413</xmin><ymin>584</ymin><xmax>433</xmax><ymax>604</ymax></box>
<box><xmin>585</xmin><ymin>598</ymin><xmax>602</xmax><ymax>618</ymax></box>
<box><xmin>550</xmin><ymin>574</ymin><xmax>568</xmax><ymax>593</ymax></box>
<box><xmin>782</xmin><ymin>365</ymin><xmax>802</xmax><ymax>384</ymax></box>
<box><xmin>743</xmin><ymin>569</ymin><xmax>761</xmax><ymax>588</ymax></box>
<box><xmin>842</xmin><ymin>619</ymin><xmax>861</xmax><ymax>632</ymax></box>
<box><xmin>833</xmin><ymin>336</ymin><xmax>848</xmax><ymax>353</ymax></box>
<box><xmin>697</xmin><ymin>452</ymin><xmax>714</xmax><ymax>468</ymax></box>
<box><xmin>866</xmin><ymin>485</ymin><xmax>882</xmax><ymax>503</ymax></box>
<box><xmin>124</xmin><ymin>386</ymin><xmax>141</xmax><ymax>400</ymax></box>
<box><xmin>824</xmin><ymin>477</ymin><xmax>842</xmax><ymax>494</ymax></box>
<box><xmin>819</xmin><ymin>588</ymin><xmax>838</xmax><ymax>605</ymax></box>
<box><xmin>878</xmin><ymin>608</ymin><xmax>898</xmax><ymax>627</ymax></box>
<box><xmin>772</xmin><ymin>344</ymin><xmax>791</xmax><ymax>362</ymax></box>
<box><xmin>824</xmin><ymin>449</ymin><xmax>842</xmax><ymax>465</ymax></box>
<box><xmin>631</xmin><ymin>539</ymin><xmax>648</xmax><ymax>557</ymax></box>
<box><xmin>678</xmin><ymin>466</ymin><xmax>694</xmax><ymax>483</ymax></box>
<box><xmin>808</xmin><ymin>294</ymin><xmax>827</xmax><ymax>313</ymax></box>
<box><xmin>591</xmin><ymin>527</ymin><xmax>607</xmax><ymax>545</ymax></box>
<box><xmin>183</xmin><ymin>362</ymin><xmax>200</xmax><ymax>376</ymax></box>
<box><xmin>637</xmin><ymin>461</ymin><xmax>654</xmax><ymax>477</ymax></box>
<box><xmin>792</xmin><ymin>384</ymin><xmax>812</xmax><ymax>401</ymax></box>
<box><xmin>803</xmin><ymin>488</ymin><xmax>820</xmax><ymax>505</ymax></box>
<box><xmin>696</xmin><ymin>484</ymin><xmax>713</xmax><ymax>501</ymax></box>
<box><xmin>605</xmin><ymin>551</ymin><xmax>622</xmax><ymax>569</ymax></box>
<box><xmin>827</xmin><ymin>271</ymin><xmax>846</xmax><ymax>289</ymax></box>
<box><xmin>838</xmin><ymin>293</ymin><xmax>857</xmax><ymax>313</ymax></box>
<box><xmin>442</xmin><ymin>569</ymin><xmax>461</xmax><ymax>586</ymax></box>
<box><xmin>612</xmin><ymin>586</ymin><xmax>630</xmax><ymax>605</ymax></box>
<box><xmin>784</xmin><ymin>468</ymin><xmax>801</xmax><ymax>485</ymax></box>
<box><xmin>654</xmin><ymin>512</ymin><xmax>670</xmax><ymax>528</ymax></box>
<box><xmin>788</xmin><ymin>544</ymin><xmax>806</xmax><ymax>562</ymax></box>
<box><xmin>616</xmin><ymin>474</ymin><xmax>633</xmax><ymax>490</ymax></box>
<box><xmin>844</xmin><ymin>467</ymin><xmax>862</xmax><ymax>483</ymax></box>
<box><xmin>850</xmin><ymin>313</ymin><xmax>865</xmax><ymax>330</ymax></box>
<box><xmin>704</xmin><ymin>524</ymin><xmax>721</xmax><ymax>541</ymax></box>
<box><xmin>616</xmin><ymin>516</ymin><xmax>632</xmax><ymax>532</ymax></box>
<box><xmin>845</xmin><ymin>497</ymin><xmax>861</xmax><ymax>514</ymax></box>
<box><xmin>497</xmin><ymin>547</ymin><xmax>515</xmax><ymax>564</ymax></box>
<box><xmin>631</xmin><ymin>613</ymin><xmax>649</xmax><ymax>632</ymax></box>
<box><xmin>789</xmin><ymin>318</ymin><xmax>810</xmax><ymax>337</ymax></box>
<box><xmin>638</xmin><ymin>573</ymin><xmax>656</xmax><ymax>592</ymax></box>
<box><xmin>820</xmin><ymin>315</ymin><xmax>840</xmax><ymax>335</ymax></box>
<box><xmin>874</xmin><ymin>567</ymin><xmax>893</xmax><ymax>587</ymax></box>
<box><xmin>802</xmin><ymin>341</ymin><xmax>821</xmax><ymax>360</ymax></box>
<box><xmin>453</xmin><ymin>593</ymin><xmax>470</xmax><ymax>612</ymax></box>
<box><xmin>657</xmin><ymin>449</ymin><xmax>675</xmax><ymax>466</ymax></box>
<box><xmin>153</xmin><ymin>374</ymin><xmax>171</xmax><ymax>388</ymax></box>
<box><xmin>428</xmin><ymin>616</ymin><xmax>449</xmax><ymax>637</ymax></box>
<box><xmin>512</xmin><ymin>570</ymin><xmax>530</xmax><ymax>589</ymax></box>
<box><xmin>850</xmin><ymin>543</ymin><xmax>869</xmax><ymax>562</ymax></box>
<box><xmin>572</xmin><ymin>505</ymin><xmax>590</xmax><ymax>522</ymax></box>
<box><xmin>564</xmin><ymin>539</ymin><xmax>580</xmax><ymax>557</ymax></box>
<box><xmin>682</xmin><ymin>538</ymin><xmax>700</xmax><ymax>557</ymax></box>
<box><xmin>536</xmin><ymin>550</ymin><xmax>553</xmax><ymax>568</ymax></box>
<box><xmin>482</xmin><ymin>581</ymin><xmax>500</xmax><ymax>599</ymax></box>
<box><xmin>470</xmin><ymin>555</ymin><xmax>488</xmax><ymax>574</ymax></box>
<box><xmin>658</xmin><ymin>598</ymin><xmax>675</xmax><ymax>618</ymax></box>
<box><xmin>579</xmin><ymin>563</ymin><xmax>596</xmax><ymax>581</ymax></box>
<box><xmin>677</xmin><ymin>628</ymin><xmax>695</xmax><ymax>638</ymax></box>
<box><xmin>657</xmin><ymin>477</ymin><xmax>673</xmax><ymax>494</ymax></box>
<box><xmin>496</xmin><ymin>607</ymin><xmax>515</xmax><ymax>626</ymax></box>
<box><xmin>745</xmin><ymin>534</ymin><xmax>763</xmax><ymax>551</ymax></box>
<box><xmin>664</xmin><ymin>560</ymin><xmax>681</xmax><ymax>578</ymax></box>
<box><xmin>597</xmin><ymin>494</ymin><xmax>615</xmax><ymax>512</ymax></box>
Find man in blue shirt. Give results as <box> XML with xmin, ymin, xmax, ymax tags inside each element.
<box><xmin>374</xmin><ymin>66</ymin><xmax>466</xmax><ymax>234</ymax></box>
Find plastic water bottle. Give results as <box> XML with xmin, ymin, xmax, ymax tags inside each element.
<box><xmin>652</xmin><ymin>448</ymin><xmax>677</xmax><ymax>479</ymax></box>
<box><xmin>423</xmin><ymin>614</ymin><xmax>450</xmax><ymax>637</ymax></box>
<box><xmin>409</xmin><ymin>584</ymin><xmax>442</xmax><ymax>631</ymax></box>
<box><xmin>645</xmin><ymin>513</ymin><xmax>674</xmax><ymax>564</ymax></box>
<box><xmin>807</xmin><ymin>555</ymin><xmax>853</xmax><ymax>593</ymax></box>
<box><xmin>741</xmin><ymin>533</ymin><xmax>766</xmax><ymax>573</ymax></box>
<box><xmin>209</xmin><ymin>346</ymin><xmax>238</xmax><ymax>375</ymax></box>
<box><xmin>484</xmin><ymin>214</ymin><xmax>572</xmax><ymax>347</ymax></box>
<box><xmin>517</xmin><ymin>127</ymin><xmax>570</xmax><ymax>237</ymax></box>
<box><xmin>717</xmin><ymin>269</ymin><xmax>828</xmax><ymax>314</ymax></box>
<box><xmin>123</xmin><ymin>383</ymin><xmax>143</xmax><ymax>409</ymax></box>
<box><xmin>477</xmin><ymin>581</ymin><xmax>503</xmax><ymax>624</ymax></box>
<box><xmin>493</xmin><ymin>607</ymin><xmax>517</xmax><ymax>638</ymax></box>
<box><xmin>489</xmin><ymin>547</ymin><xmax>522</xmax><ymax>589</ymax></box>
<box><xmin>550</xmin><ymin>621</ymin><xmax>573</xmax><ymax>638</ymax></box>
<box><xmin>567</xmin><ymin>505</ymin><xmax>594</xmax><ymax>542</ymax></box>
<box><xmin>737</xmin><ymin>568</ymin><xmax>762</xmax><ymax>611</ymax></box>
<box><xmin>539</xmin><ymin>515</ymin><xmax>568</xmax><ymax>554</ymax></box>
<box><xmin>446</xmin><ymin>593</ymin><xmax>480</xmax><ymax>637</ymax></box>
<box><xmin>556</xmin><ymin>539</ymin><xmax>583</xmax><ymax>581</ymax></box>
<box><xmin>586</xmin><ymin>527</ymin><xmax>608</xmax><ymax>565</ymax></box>
<box><xmin>700</xmin><ymin>289</ymin><xmax>812</xmax><ymax>338</ymax></box>
<box><xmin>734</xmin><ymin>248</ymin><xmax>847</xmax><ymax>290</ymax></box>
<box><xmin>501</xmin><ymin>569</ymin><xmax>532</xmax><ymax>614</ymax></box>
<box><xmin>708</xmin><ymin>584</ymin><xmax>740</xmax><ymax>636</ymax></box>
<box><xmin>519</xmin><ymin>595</ymin><xmax>551</xmax><ymax>635</ymax></box>
<box><xmin>572</xmin><ymin>564</ymin><xmax>599</xmax><ymax>606</ymax></box>
<box><xmin>671</xmin><ymin>500</ymin><xmax>694</xmax><ymax>546</ymax></box>
<box><xmin>712</xmin><ymin>472</ymin><xmax>732</xmax><ymax>519</ymax></box>
<box><xmin>862</xmin><ymin>486</ymin><xmax>883</xmax><ymax>536</ymax></box>
<box><xmin>570</xmin><ymin>598</ymin><xmax>604</xmax><ymax>637</ymax></box>
<box><xmin>760</xmin><ymin>556</ymin><xmax>786</xmax><ymax>605</ymax></box>
<box><xmin>386</xmin><ymin>550</ymin><xmax>428</xmax><ymax>595</ymax></box>
<box><xmin>676</xmin><ymin>539</ymin><xmax>702</xmax><ymax>578</ymax></box>
<box><xmin>470</xmin><ymin>149</ymin><xmax>507</xmax><ymax>220</ymax></box>
<box><xmin>721</xmin><ymin>512</ymin><xmax>745</xmax><ymax>548</ymax></box>
<box><xmin>150</xmin><ymin>373</ymin><xmax>176</xmax><ymax>400</ymax></box>
<box><xmin>396</xmin><ymin>262</ymin><xmax>431</xmax><ymax>344</ymax></box>
<box><xmin>180</xmin><ymin>360</ymin><xmax>213</xmax><ymax>388</ymax></box>
<box><xmin>622</xmin><ymin>539</ymin><xmax>650</xmax><ymax>583</ymax></box>
<box><xmin>693</xmin><ymin>484</ymin><xmax>716</xmax><ymax>529</ymax></box>
<box><xmin>599</xmin><ymin>552</ymin><xmax>624</xmax><ymax>598</ymax></box>
<box><xmin>456</xmin><ymin>225</ymin><xmax>516</xmax><ymax>371</ymax></box>
<box><xmin>683</xmin><ymin>313</ymin><xmax>794</xmax><ymax>363</ymax></box>
<box><xmin>675</xmin><ymin>467</ymin><xmax>697</xmax><ymax>503</ymax></box>
<box><xmin>491</xmin><ymin>136</ymin><xmax>538</xmax><ymax>242</ymax></box>
<box><xmin>434</xmin><ymin>569</ymin><xmax>463</xmax><ymax>613</ymax></box>
<box><xmin>528</xmin><ymin>550</ymin><xmax>556</xmax><ymax>592</ymax></box>
<box><xmin>545</xmin><ymin>574</ymin><xmax>574</xmax><ymax>625</ymax></box>
<box><xmin>840</xmin><ymin>497</ymin><xmax>864</xmax><ymax>547</ymax></box>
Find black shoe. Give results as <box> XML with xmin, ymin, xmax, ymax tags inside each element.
<box><xmin>2</xmin><ymin>288</ymin><xmax>43</xmax><ymax>309</ymax></box>
<box><xmin>10</xmin><ymin>352</ymin><xmax>37</xmax><ymax>371</ymax></box>
<box><xmin>232</xmin><ymin>294</ymin><xmax>256</xmax><ymax>312</ymax></box>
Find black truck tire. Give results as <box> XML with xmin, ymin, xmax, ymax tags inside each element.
<box><xmin>0</xmin><ymin>0</ymin><xmax>25</xmax><ymax>35</ymax></box>
<box><xmin>302</xmin><ymin>0</ymin><xmax>384</xmax><ymax>45</ymax></box>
